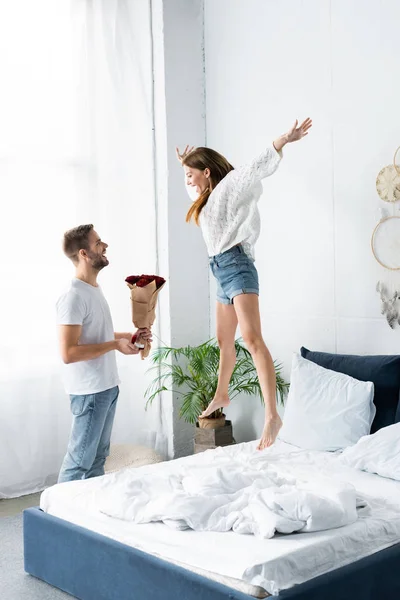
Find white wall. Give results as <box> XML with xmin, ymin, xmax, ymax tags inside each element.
<box><xmin>204</xmin><ymin>0</ymin><xmax>400</xmax><ymax>442</ymax></box>
<box><xmin>152</xmin><ymin>0</ymin><xmax>210</xmax><ymax>457</ymax></box>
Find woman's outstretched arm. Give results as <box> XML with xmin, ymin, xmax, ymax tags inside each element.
<box><xmin>230</xmin><ymin>117</ymin><xmax>312</xmax><ymax>198</ymax></box>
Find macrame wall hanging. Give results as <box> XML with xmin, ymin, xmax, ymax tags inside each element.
<box><xmin>373</xmin><ymin>146</ymin><xmax>400</xmax><ymax>328</ymax></box>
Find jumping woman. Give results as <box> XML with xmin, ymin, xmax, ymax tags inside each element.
<box><xmin>176</xmin><ymin>118</ymin><xmax>312</xmax><ymax>450</ymax></box>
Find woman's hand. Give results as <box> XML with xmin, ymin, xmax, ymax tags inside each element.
<box><xmin>176</xmin><ymin>145</ymin><xmax>195</xmax><ymax>164</ymax></box>
<box><xmin>285</xmin><ymin>118</ymin><xmax>312</xmax><ymax>143</ymax></box>
<box><xmin>273</xmin><ymin>118</ymin><xmax>312</xmax><ymax>152</ymax></box>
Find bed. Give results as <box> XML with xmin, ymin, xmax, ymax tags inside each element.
<box><xmin>24</xmin><ymin>349</ymin><xmax>400</xmax><ymax>599</ymax></box>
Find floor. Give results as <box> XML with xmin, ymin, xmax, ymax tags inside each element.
<box><xmin>0</xmin><ymin>491</ymin><xmax>73</xmax><ymax>599</ymax></box>
<box><xmin>0</xmin><ymin>492</ymin><xmax>42</xmax><ymax>518</ymax></box>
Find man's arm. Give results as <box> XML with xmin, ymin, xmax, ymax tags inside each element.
<box><xmin>114</xmin><ymin>332</ymin><xmax>132</xmax><ymax>341</ymax></box>
<box><xmin>59</xmin><ymin>325</ymin><xmax>138</xmax><ymax>364</ymax></box>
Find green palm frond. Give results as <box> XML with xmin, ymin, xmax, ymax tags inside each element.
<box><xmin>145</xmin><ymin>338</ymin><xmax>289</xmax><ymax>423</ymax></box>
<box><xmin>145</xmin><ymin>385</ymin><xmax>168</xmax><ymax>409</ymax></box>
<box><xmin>274</xmin><ymin>361</ymin><xmax>290</xmax><ymax>402</ymax></box>
<box><xmin>179</xmin><ymin>391</ymin><xmax>208</xmax><ymax>424</ymax></box>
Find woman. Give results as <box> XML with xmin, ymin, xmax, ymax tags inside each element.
<box><xmin>176</xmin><ymin>118</ymin><xmax>312</xmax><ymax>450</ymax></box>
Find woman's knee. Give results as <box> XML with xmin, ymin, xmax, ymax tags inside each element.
<box><xmin>241</xmin><ymin>332</ymin><xmax>265</xmax><ymax>354</ymax></box>
<box><xmin>216</xmin><ymin>333</ymin><xmax>235</xmax><ymax>352</ymax></box>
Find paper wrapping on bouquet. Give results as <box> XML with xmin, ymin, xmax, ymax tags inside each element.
<box><xmin>125</xmin><ymin>275</ymin><xmax>166</xmax><ymax>359</ymax></box>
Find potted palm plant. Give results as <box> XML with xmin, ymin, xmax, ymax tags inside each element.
<box><xmin>145</xmin><ymin>339</ymin><xmax>289</xmax><ymax>452</ymax></box>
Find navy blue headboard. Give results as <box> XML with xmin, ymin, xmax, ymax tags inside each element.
<box><xmin>300</xmin><ymin>347</ymin><xmax>400</xmax><ymax>433</ymax></box>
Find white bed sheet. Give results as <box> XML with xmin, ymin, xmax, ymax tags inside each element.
<box><xmin>40</xmin><ymin>440</ymin><xmax>400</xmax><ymax>597</ymax></box>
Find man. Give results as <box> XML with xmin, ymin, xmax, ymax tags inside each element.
<box><xmin>56</xmin><ymin>224</ymin><xmax>151</xmax><ymax>482</ymax></box>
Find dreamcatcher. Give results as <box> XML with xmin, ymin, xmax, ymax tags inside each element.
<box><xmin>373</xmin><ymin>146</ymin><xmax>400</xmax><ymax>328</ymax></box>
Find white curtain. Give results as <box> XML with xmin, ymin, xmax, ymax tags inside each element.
<box><xmin>0</xmin><ymin>0</ymin><xmax>165</xmax><ymax>498</ymax></box>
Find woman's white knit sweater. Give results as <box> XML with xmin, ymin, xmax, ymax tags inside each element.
<box><xmin>186</xmin><ymin>146</ymin><xmax>282</xmax><ymax>259</ymax></box>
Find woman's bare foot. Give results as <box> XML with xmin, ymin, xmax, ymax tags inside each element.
<box><xmin>257</xmin><ymin>415</ymin><xmax>282</xmax><ymax>451</ymax></box>
<box><xmin>200</xmin><ymin>395</ymin><xmax>230</xmax><ymax>418</ymax></box>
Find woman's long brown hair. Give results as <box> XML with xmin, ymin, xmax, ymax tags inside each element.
<box><xmin>183</xmin><ymin>147</ymin><xmax>234</xmax><ymax>225</ymax></box>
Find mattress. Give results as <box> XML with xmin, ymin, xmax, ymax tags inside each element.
<box><xmin>40</xmin><ymin>440</ymin><xmax>400</xmax><ymax>596</ymax></box>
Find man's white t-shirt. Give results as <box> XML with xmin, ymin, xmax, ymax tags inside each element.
<box><xmin>56</xmin><ymin>278</ymin><xmax>120</xmax><ymax>395</ymax></box>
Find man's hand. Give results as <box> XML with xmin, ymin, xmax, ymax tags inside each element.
<box><xmin>135</xmin><ymin>327</ymin><xmax>152</xmax><ymax>342</ymax></box>
<box><xmin>116</xmin><ymin>338</ymin><xmax>140</xmax><ymax>355</ymax></box>
<box><xmin>115</xmin><ymin>329</ymin><xmax>152</xmax><ymax>343</ymax></box>
<box><xmin>176</xmin><ymin>145</ymin><xmax>195</xmax><ymax>164</ymax></box>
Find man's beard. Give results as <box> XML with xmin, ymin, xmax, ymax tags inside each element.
<box><xmin>87</xmin><ymin>251</ymin><xmax>109</xmax><ymax>271</ymax></box>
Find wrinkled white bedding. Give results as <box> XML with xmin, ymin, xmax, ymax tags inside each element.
<box><xmin>99</xmin><ymin>454</ymin><xmax>363</xmax><ymax>538</ymax></box>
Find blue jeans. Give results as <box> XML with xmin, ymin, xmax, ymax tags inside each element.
<box><xmin>58</xmin><ymin>386</ymin><xmax>119</xmax><ymax>483</ymax></box>
<box><xmin>209</xmin><ymin>244</ymin><xmax>259</xmax><ymax>304</ymax></box>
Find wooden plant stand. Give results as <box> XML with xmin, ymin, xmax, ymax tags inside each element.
<box><xmin>194</xmin><ymin>419</ymin><xmax>235</xmax><ymax>454</ymax></box>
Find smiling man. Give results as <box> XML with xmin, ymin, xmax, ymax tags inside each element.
<box><xmin>56</xmin><ymin>224</ymin><xmax>151</xmax><ymax>483</ymax></box>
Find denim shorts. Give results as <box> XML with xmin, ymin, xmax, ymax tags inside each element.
<box><xmin>209</xmin><ymin>244</ymin><xmax>259</xmax><ymax>305</ymax></box>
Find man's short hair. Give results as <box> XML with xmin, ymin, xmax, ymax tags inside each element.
<box><xmin>63</xmin><ymin>224</ymin><xmax>94</xmax><ymax>264</ymax></box>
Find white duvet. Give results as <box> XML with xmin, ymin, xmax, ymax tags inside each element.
<box><xmin>100</xmin><ymin>450</ymin><xmax>363</xmax><ymax>538</ymax></box>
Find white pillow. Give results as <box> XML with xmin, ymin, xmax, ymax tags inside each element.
<box><xmin>278</xmin><ymin>354</ymin><xmax>375</xmax><ymax>451</ymax></box>
<box><xmin>338</xmin><ymin>423</ymin><xmax>400</xmax><ymax>480</ymax></box>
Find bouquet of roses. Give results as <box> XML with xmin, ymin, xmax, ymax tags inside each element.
<box><xmin>125</xmin><ymin>274</ymin><xmax>166</xmax><ymax>359</ymax></box>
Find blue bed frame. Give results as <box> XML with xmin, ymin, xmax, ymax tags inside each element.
<box><xmin>23</xmin><ymin>506</ymin><xmax>400</xmax><ymax>599</ymax></box>
<box><xmin>24</xmin><ymin>349</ymin><xmax>400</xmax><ymax>599</ymax></box>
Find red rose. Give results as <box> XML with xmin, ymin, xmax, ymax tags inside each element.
<box><xmin>125</xmin><ymin>274</ymin><xmax>166</xmax><ymax>289</ymax></box>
